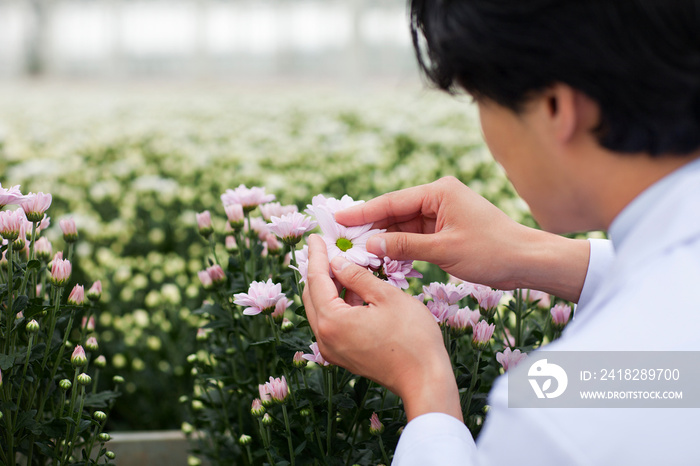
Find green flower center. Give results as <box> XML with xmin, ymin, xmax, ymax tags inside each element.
<box><xmin>336</xmin><ymin>237</ymin><xmax>353</xmax><ymax>252</ymax></box>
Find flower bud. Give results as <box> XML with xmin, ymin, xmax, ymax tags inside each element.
<box><xmin>94</xmin><ymin>355</ymin><xmax>107</xmax><ymax>368</ymax></box>
<box><xmin>86</xmin><ymin>281</ymin><xmax>102</xmax><ymax>302</ymax></box>
<box><xmin>77</xmin><ymin>373</ymin><xmax>92</xmax><ymax>386</ymax></box>
<box><xmin>49</xmin><ymin>258</ymin><xmax>71</xmax><ymax>287</ymax></box>
<box><xmin>238</xmin><ymin>434</ymin><xmax>252</xmax><ymax>446</ymax></box>
<box><xmin>59</xmin><ymin>217</ymin><xmax>78</xmax><ymax>243</ymax></box>
<box><xmin>71</xmin><ymin>345</ymin><xmax>87</xmax><ymax>368</ymax></box>
<box><xmin>67</xmin><ymin>285</ymin><xmax>86</xmax><ymax>306</ymax></box>
<box><xmin>299</xmin><ymin>408</ymin><xmax>311</xmax><ymax>417</ymax></box>
<box><xmin>35</xmin><ymin>237</ymin><xmax>52</xmax><ymax>261</ymax></box>
<box><xmin>281</xmin><ymin>318</ymin><xmax>294</xmax><ymax>332</ymax></box>
<box><xmin>112</xmin><ymin>375</ymin><xmax>125</xmax><ymax>385</ymax></box>
<box><xmin>550</xmin><ymin>303</ymin><xmax>572</xmax><ymax>331</ymax></box>
<box><xmin>98</xmin><ymin>433</ymin><xmax>111</xmax><ymax>442</ymax></box>
<box><xmin>93</xmin><ymin>411</ymin><xmax>107</xmax><ymax>422</ymax></box>
<box><xmin>292</xmin><ymin>351</ymin><xmax>307</xmax><ymax>369</ymax></box>
<box><xmin>105</xmin><ymin>451</ymin><xmax>116</xmax><ymax>460</ymax></box>
<box><xmin>251</xmin><ymin>398</ymin><xmax>265</xmax><ymax>417</ymax></box>
<box><xmin>181</xmin><ymin>422</ymin><xmax>194</xmax><ymax>434</ymax></box>
<box><xmin>471</xmin><ymin>320</ymin><xmax>496</xmax><ymax>351</ymax></box>
<box><xmin>26</xmin><ymin>319</ymin><xmax>40</xmax><ymax>334</ymax></box>
<box><xmin>207</xmin><ymin>265</ymin><xmax>226</xmax><ymax>287</ymax></box>
<box><xmin>196</xmin><ymin>211</ymin><xmax>214</xmax><ymax>238</ymax></box>
<box><xmin>261</xmin><ymin>413</ymin><xmax>273</xmax><ymax>426</ymax></box>
<box><xmin>85</xmin><ymin>336</ymin><xmax>99</xmax><ymax>352</ymax></box>
<box><xmin>225</xmin><ymin>235</ymin><xmax>237</xmax><ymax>253</ymax></box>
<box><xmin>224</xmin><ymin>204</ymin><xmax>245</xmax><ymax>230</ymax></box>
<box><xmin>369</xmin><ymin>413</ymin><xmax>384</xmax><ymax>436</ymax></box>
<box><xmin>20</xmin><ymin>192</ymin><xmax>52</xmax><ymax>223</ymax></box>
<box><xmin>196</xmin><ymin>328</ymin><xmax>209</xmax><ymax>341</ymax></box>
<box><xmin>59</xmin><ymin>379</ymin><xmax>72</xmax><ymax>391</ymax></box>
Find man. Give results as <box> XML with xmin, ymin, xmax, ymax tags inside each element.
<box><xmin>303</xmin><ymin>1</ymin><xmax>700</xmax><ymax>464</ymax></box>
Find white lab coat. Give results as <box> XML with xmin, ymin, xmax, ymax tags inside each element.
<box><xmin>394</xmin><ymin>157</ymin><xmax>700</xmax><ymax>465</ymax></box>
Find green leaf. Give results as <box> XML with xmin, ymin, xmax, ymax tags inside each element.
<box><xmin>26</xmin><ymin>259</ymin><xmax>42</xmax><ymax>271</ymax></box>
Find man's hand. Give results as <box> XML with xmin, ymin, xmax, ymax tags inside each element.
<box><xmin>303</xmin><ymin>234</ymin><xmax>463</xmax><ymax>422</ymax></box>
<box><xmin>336</xmin><ymin>176</ymin><xmax>590</xmax><ymax>302</ymax></box>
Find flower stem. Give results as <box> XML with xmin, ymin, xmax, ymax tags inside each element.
<box><xmin>326</xmin><ymin>369</ymin><xmax>334</xmax><ymax>456</ymax></box>
<box><xmin>378</xmin><ymin>435</ymin><xmax>391</xmax><ymax>465</ymax></box>
<box><xmin>4</xmin><ymin>240</ymin><xmax>14</xmax><ymax>354</ymax></box>
<box><xmin>282</xmin><ymin>404</ymin><xmax>296</xmax><ymax>466</ymax></box>
<box><xmin>463</xmin><ymin>350</ymin><xmax>482</xmax><ymax>419</ymax></box>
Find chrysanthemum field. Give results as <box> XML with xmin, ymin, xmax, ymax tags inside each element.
<box><xmin>0</xmin><ymin>82</ymin><xmax>552</xmax><ymax>464</ymax></box>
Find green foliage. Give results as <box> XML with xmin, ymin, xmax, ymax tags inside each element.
<box><xmin>0</xmin><ymin>214</ymin><xmax>120</xmax><ymax>465</ymax></box>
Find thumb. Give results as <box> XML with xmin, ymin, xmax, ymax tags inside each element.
<box><xmin>329</xmin><ymin>256</ymin><xmax>394</xmax><ymax>305</ymax></box>
<box><xmin>367</xmin><ymin>232</ymin><xmax>443</xmax><ymax>263</ymax></box>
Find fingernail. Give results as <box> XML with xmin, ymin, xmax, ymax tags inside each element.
<box><xmin>367</xmin><ymin>236</ymin><xmax>386</xmax><ymax>256</ymax></box>
<box><xmin>330</xmin><ymin>256</ymin><xmax>350</xmax><ymax>272</ymax></box>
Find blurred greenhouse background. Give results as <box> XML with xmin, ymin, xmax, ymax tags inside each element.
<box><xmin>0</xmin><ymin>0</ymin><xmax>532</xmax><ymax>432</ymax></box>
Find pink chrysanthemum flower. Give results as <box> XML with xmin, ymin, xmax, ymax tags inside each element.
<box><xmin>270</xmin><ymin>296</ymin><xmax>292</xmax><ymax>323</ymax></box>
<box><xmin>265</xmin><ymin>233</ymin><xmax>282</xmax><ymax>254</ymax></box>
<box><xmin>71</xmin><ymin>345</ymin><xmax>87</xmax><ymax>367</ymax></box>
<box><xmin>369</xmin><ymin>413</ymin><xmax>384</xmax><ymax>435</ymax></box>
<box><xmin>35</xmin><ymin>237</ymin><xmax>52</xmax><ymax>261</ymax></box>
<box><xmin>85</xmin><ymin>336</ymin><xmax>99</xmax><ymax>352</ymax></box>
<box><xmin>206</xmin><ymin>265</ymin><xmax>226</xmax><ymax>286</ymax></box>
<box><xmin>473</xmin><ymin>287</ymin><xmax>504</xmax><ymax>317</ymax></box>
<box><xmin>551</xmin><ymin>303</ymin><xmax>572</xmax><ymax>330</ymax></box>
<box><xmin>19</xmin><ymin>192</ymin><xmax>52</xmax><ymax>222</ymax></box>
<box><xmin>59</xmin><ymin>217</ymin><xmax>78</xmax><ymax>243</ymax></box>
<box><xmin>67</xmin><ymin>284</ymin><xmax>86</xmax><ymax>306</ymax></box>
<box><xmin>258</xmin><ymin>384</ymin><xmax>273</xmax><ymax>407</ymax></box>
<box><xmin>0</xmin><ymin>208</ymin><xmax>26</xmax><ymax>241</ymax></box>
<box><xmin>268</xmin><ymin>212</ymin><xmax>318</xmax><ymax>245</ymax></box>
<box><xmin>87</xmin><ymin>281</ymin><xmax>102</xmax><ymax>301</ymax></box>
<box><xmin>251</xmin><ymin>398</ymin><xmax>265</xmax><ymax>416</ymax></box>
<box><xmin>290</xmin><ymin>245</ymin><xmax>309</xmax><ymax>284</ymax></box>
<box><xmin>225</xmin><ymin>235</ymin><xmax>237</xmax><ymax>253</ymax></box>
<box><xmin>264</xmin><ymin>376</ymin><xmax>289</xmax><ymax>404</ymax></box>
<box><xmin>198</xmin><ymin>270</ymin><xmax>213</xmax><ymax>289</ymax></box>
<box><xmin>523</xmin><ymin>289</ymin><xmax>551</xmax><ymax>309</ymax></box>
<box><xmin>260</xmin><ymin>202</ymin><xmax>298</xmax><ymax>221</ymax></box>
<box><xmin>0</xmin><ymin>184</ymin><xmax>22</xmax><ymax>208</ymax></box>
<box><xmin>315</xmin><ymin>207</ymin><xmax>384</xmax><ymax>268</ymax></box>
<box><xmin>472</xmin><ymin>320</ymin><xmax>496</xmax><ymax>350</ymax></box>
<box><xmin>221</xmin><ymin>185</ymin><xmax>275</xmax><ymax>212</ymax></box>
<box><xmin>427</xmin><ymin>300</ymin><xmax>459</xmax><ymax>325</ymax></box>
<box><xmin>496</xmin><ymin>347</ymin><xmax>528</xmax><ymax>371</ymax></box>
<box><xmin>305</xmin><ymin>194</ymin><xmax>363</xmax><ymax>217</ymax></box>
<box><xmin>82</xmin><ymin>316</ymin><xmax>96</xmax><ymax>331</ymax></box>
<box><xmin>292</xmin><ymin>351</ymin><xmax>307</xmax><ymax>368</ymax></box>
<box><xmin>446</xmin><ymin>307</ymin><xmax>480</xmax><ymax>334</ymax></box>
<box><xmin>302</xmin><ymin>342</ymin><xmax>330</xmax><ymax>367</ymax></box>
<box><xmin>196</xmin><ymin>211</ymin><xmax>213</xmax><ymax>237</ymax></box>
<box><xmin>422</xmin><ymin>282</ymin><xmax>469</xmax><ymax>305</ymax></box>
<box><xmin>224</xmin><ymin>203</ymin><xmax>245</xmax><ymax>228</ymax></box>
<box><xmin>380</xmin><ymin>257</ymin><xmax>423</xmax><ymax>289</ymax></box>
<box><xmin>49</xmin><ymin>258</ymin><xmax>71</xmax><ymax>286</ymax></box>
<box><xmin>234</xmin><ymin>279</ymin><xmax>285</xmax><ymax>316</ymax></box>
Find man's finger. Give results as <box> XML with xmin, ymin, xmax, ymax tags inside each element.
<box><xmin>366</xmin><ymin>231</ymin><xmax>444</xmax><ymax>263</ymax></box>
<box><xmin>306</xmin><ymin>234</ymin><xmax>341</xmax><ymax>312</ymax></box>
<box><xmin>334</xmin><ymin>183</ymin><xmax>436</xmax><ymax>229</ymax></box>
<box><xmin>329</xmin><ymin>256</ymin><xmax>396</xmax><ymax>305</ymax></box>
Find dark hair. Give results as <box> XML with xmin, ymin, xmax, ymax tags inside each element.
<box><xmin>410</xmin><ymin>0</ymin><xmax>700</xmax><ymax>155</ymax></box>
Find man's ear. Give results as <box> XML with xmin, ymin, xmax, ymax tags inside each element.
<box><xmin>542</xmin><ymin>83</ymin><xmax>578</xmax><ymax>145</ymax></box>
